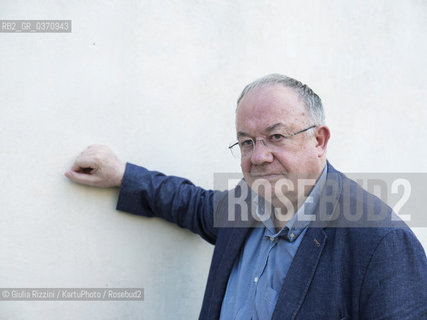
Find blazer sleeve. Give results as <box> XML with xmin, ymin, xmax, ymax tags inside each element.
<box><xmin>359</xmin><ymin>227</ymin><xmax>427</xmax><ymax>320</ymax></box>
<box><xmin>116</xmin><ymin>162</ymin><xmax>220</xmax><ymax>244</ymax></box>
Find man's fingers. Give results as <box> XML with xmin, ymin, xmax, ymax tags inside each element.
<box><xmin>71</xmin><ymin>156</ymin><xmax>98</xmax><ymax>172</ymax></box>
<box><xmin>64</xmin><ymin>170</ymin><xmax>102</xmax><ymax>187</ymax></box>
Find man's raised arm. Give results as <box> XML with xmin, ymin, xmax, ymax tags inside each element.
<box><xmin>64</xmin><ymin>144</ymin><xmax>219</xmax><ymax>244</ymax></box>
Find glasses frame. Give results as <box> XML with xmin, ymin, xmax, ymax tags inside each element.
<box><xmin>228</xmin><ymin>125</ymin><xmax>317</xmax><ymax>158</ymax></box>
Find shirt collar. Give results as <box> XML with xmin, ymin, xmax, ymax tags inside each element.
<box><xmin>253</xmin><ymin>165</ymin><xmax>328</xmax><ymax>242</ymax></box>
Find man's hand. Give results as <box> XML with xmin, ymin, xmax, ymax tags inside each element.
<box><xmin>64</xmin><ymin>145</ymin><xmax>126</xmax><ymax>188</ymax></box>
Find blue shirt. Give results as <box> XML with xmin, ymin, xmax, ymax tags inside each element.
<box><xmin>220</xmin><ymin>166</ymin><xmax>327</xmax><ymax>319</ymax></box>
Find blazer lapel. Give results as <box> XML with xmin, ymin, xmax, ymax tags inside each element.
<box><xmin>272</xmin><ymin>227</ymin><xmax>327</xmax><ymax>320</ymax></box>
<box><xmin>207</xmin><ymin>227</ymin><xmax>252</xmax><ymax>319</ymax></box>
<box><xmin>272</xmin><ymin>162</ymin><xmax>342</xmax><ymax>320</ymax></box>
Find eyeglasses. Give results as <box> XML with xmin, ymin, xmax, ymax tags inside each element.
<box><xmin>228</xmin><ymin>125</ymin><xmax>316</xmax><ymax>159</ymax></box>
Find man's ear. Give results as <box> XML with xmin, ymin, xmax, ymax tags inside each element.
<box><xmin>314</xmin><ymin>126</ymin><xmax>330</xmax><ymax>157</ymax></box>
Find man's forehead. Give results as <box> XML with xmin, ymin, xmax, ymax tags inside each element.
<box><xmin>236</xmin><ymin>85</ymin><xmax>307</xmax><ymax>133</ymax></box>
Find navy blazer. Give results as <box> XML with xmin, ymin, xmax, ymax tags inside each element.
<box><xmin>117</xmin><ymin>162</ymin><xmax>427</xmax><ymax>320</ymax></box>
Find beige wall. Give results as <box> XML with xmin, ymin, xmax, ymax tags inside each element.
<box><xmin>0</xmin><ymin>0</ymin><xmax>426</xmax><ymax>319</ymax></box>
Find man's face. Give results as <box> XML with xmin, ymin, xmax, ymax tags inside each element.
<box><xmin>236</xmin><ymin>85</ymin><xmax>324</xmax><ymax>207</ymax></box>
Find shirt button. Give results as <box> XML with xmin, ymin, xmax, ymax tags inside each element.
<box><xmin>254</xmin><ymin>277</ymin><xmax>259</xmax><ymax>283</ymax></box>
<box><xmin>269</xmin><ymin>237</ymin><xmax>274</xmax><ymax>242</ymax></box>
<box><xmin>290</xmin><ymin>233</ymin><xmax>295</xmax><ymax>239</ymax></box>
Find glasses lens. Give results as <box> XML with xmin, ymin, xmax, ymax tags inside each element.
<box><xmin>230</xmin><ymin>144</ymin><xmax>241</xmax><ymax>159</ymax></box>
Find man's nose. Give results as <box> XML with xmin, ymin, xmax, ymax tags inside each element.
<box><xmin>250</xmin><ymin>139</ymin><xmax>274</xmax><ymax>165</ymax></box>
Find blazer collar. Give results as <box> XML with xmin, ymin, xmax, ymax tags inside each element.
<box><xmin>272</xmin><ymin>227</ymin><xmax>327</xmax><ymax>320</ymax></box>
<box><xmin>272</xmin><ymin>161</ymin><xmax>343</xmax><ymax>319</ymax></box>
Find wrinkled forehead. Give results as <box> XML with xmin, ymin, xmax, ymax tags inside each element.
<box><xmin>236</xmin><ymin>85</ymin><xmax>309</xmax><ymax>132</ymax></box>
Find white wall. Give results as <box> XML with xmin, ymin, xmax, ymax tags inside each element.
<box><xmin>0</xmin><ymin>1</ymin><xmax>426</xmax><ymax>319</ymax></box>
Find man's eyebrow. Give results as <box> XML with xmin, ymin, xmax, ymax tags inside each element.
<box><xmin>237</xmin><ymin>131</ymin><xmax>250</xmax><ymax>138</ymax></box>
<box><xmin>237</xmin><ymin>123</ymin><xmax>290</xmax><ymax>138</ymax></box>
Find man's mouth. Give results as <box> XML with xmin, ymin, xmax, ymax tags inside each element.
<box><xmin>250</xmin><ymin>173</ymin><xmax>283</xmax><ymax>179</ymax></box>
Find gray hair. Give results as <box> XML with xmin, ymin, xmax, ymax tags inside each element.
<box><xmin>237</xmin><ymin>73</ymin><xmax>325</xmax><ymax>126</ymax></box>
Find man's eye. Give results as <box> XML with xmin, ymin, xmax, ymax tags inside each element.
<box><xmin>239</xmin><ymin>139</ymin><xmax>254</xmax><ymax>148</ymax></box>
<box><xmin>269</xmin><ymin>134</ymin><xmax>285</xmax><ymax>142</ymax></box>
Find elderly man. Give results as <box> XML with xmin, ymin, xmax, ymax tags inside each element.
<box><xmin>65</xmin><ymin>74</ymin><xmax>427</xmax><ymax>319</ymax></box>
